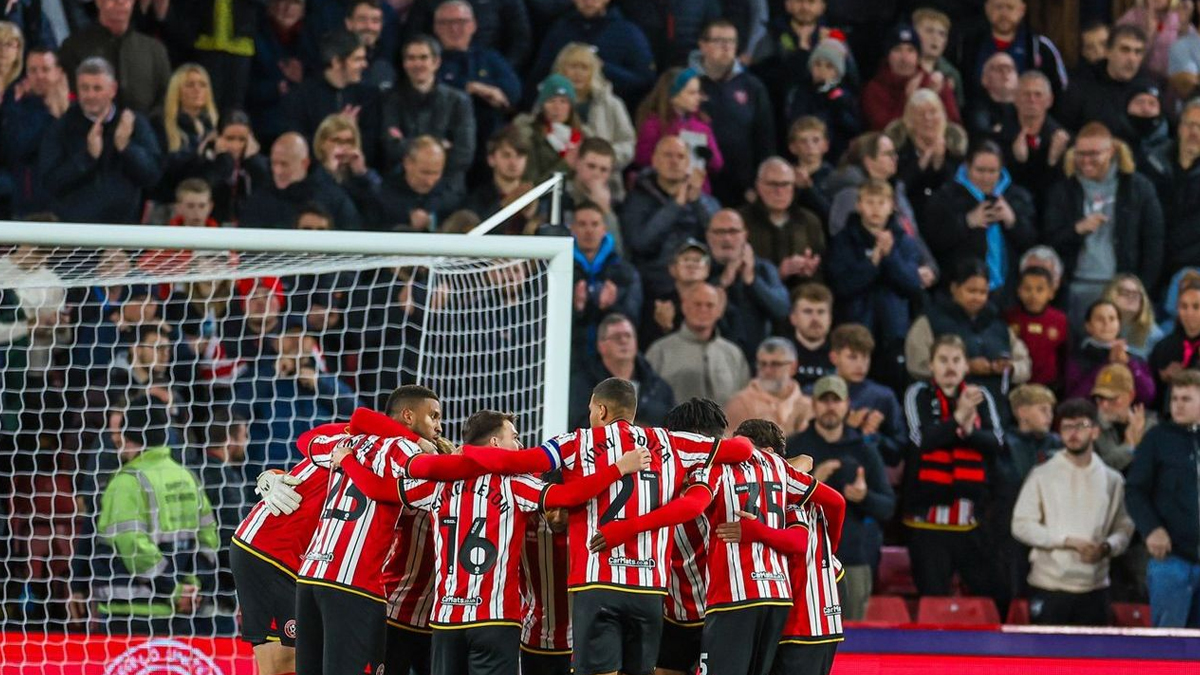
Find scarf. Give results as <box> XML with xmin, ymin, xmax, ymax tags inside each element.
<box><xmin>955</xmin><ymin>163</ymin><xmax>1012</xmax><ymax>291</ymax></box>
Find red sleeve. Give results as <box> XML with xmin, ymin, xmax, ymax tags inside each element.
<box><xmin>461</xmin><ymin>445</ymin><xmax>554</xmax><ymax>474</ymax></box>
<box><xmin>810</xmin><ymin>482</ymin><xmax>846</xmax><ymax>553</ymax></box>
<box><xmin>710</xmin><ymin>436</ymin><xmax>753</xmax><ymax>465</ymax></box>
<box><xmin>542</xmin><ymin>463</ymin><xmax>622</xmax><ymax>509</ymax></box>
<box><xmin>340</xmin><ymin>456</ymin><xmax>402</xmax><ymax>504</ymax></box>
<box><xmin>596</xmin><ymin>483</ymin><xmax>714</xmax><ymax>551</ymax></box>
<box><xmin>738</xmin><ymin>517</ymin><xmax>809</xmax><ymax>556</ymax></box>
<box><xmin>407</xmin><ymin>453</ymin><xmax>487</xmax><ymax>480</ymax></box>
<box><xmin>297</xmin><ymin>422</ymin><xmax>350</xmax><ymax>462</ymax></box>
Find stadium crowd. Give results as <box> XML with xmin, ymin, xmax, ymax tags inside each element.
<box><xmin>4</xmin><ymin>0</ymin><xmax>1200</xmax><ymax>649</ymax></box>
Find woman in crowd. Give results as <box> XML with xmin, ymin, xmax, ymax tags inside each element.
<box><xmin>515</xmin><ymin>74</ymin><xmax>589</xmax><ymax>184</ymax></box>
<box><xmin>0</xmin><ymin>22</ymin><xmax>23</xmax><ymax>103</ymax></box>
<box><xmin>154</xmin><ymin>64</ymin><xmax>220</xmax><ymax>208</ymax></box>
<box><xmin>633</xmin><ymin>66</ymin><xmax>724</xmax><ymax>192</ymax></box>
<box><xmin>312</xmin><ymin>114</ymin><xmax>381</xmax><ymax>219</ymax></box>
<box><xmin>200</xmin><ymin>110</ymin><xmax>268</xmax><ymax>224</ymax></box>
<box><xmin>1103</xmin><ymin>273</ymin><xmax>1165</xmax><ymax>360</ymax></box>
<box><xmin>1066</xmin><ymin>299</ymin><xmax>1157</xmax><ymax>404</ymax></box>
<box><xmin>886</xmin><ymin>88</ymin><xmax>967</xmax><ymax>219</ymax></box>
<box><xmin>553</xmin><ymin>42</ymin><xmax>636</xmax><ymax>194</ymax></box>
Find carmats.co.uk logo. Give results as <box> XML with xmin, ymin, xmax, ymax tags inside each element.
<box><xmin>105</xmin><ymin>638</ymin><xmax>224</xmax><ymax>675</ymax></box>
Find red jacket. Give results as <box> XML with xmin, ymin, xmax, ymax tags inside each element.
<box><xmin>861</xmin><ymin>63</ymin><xmax>961</xmax><ymax>131</ymax></box>
<box><xmin>1004</xmin><ymin>305</ymin><xmax>1068</xmax><ymax>388</ymax></box>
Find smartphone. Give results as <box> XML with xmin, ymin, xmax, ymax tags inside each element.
<box><xmin>984</xmin><ymin>195</ymin><xmax>999</xmax><ymax>206</ymax></box>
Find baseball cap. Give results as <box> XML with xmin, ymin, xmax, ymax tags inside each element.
<box><xmin>674</xmin><ymin>237</ymin><xmax>710</xmax><ymax>259</ymax></box>
<box><xmin>1092</xmin><ymin>364</ymin><xmax>1135</xmax><ymax>399</ymax></box>
<box><xmin>813</xmin><ymin>375</ymin><xmax>849</xmax><ymax>401</ymax></box>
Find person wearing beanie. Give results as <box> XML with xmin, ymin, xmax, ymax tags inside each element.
<box><xmin>862</xmin><ymin>23</ymin><xmax>961</xmax><ymax>130</ymax></box>
<box><xmin>633</xmin><ymin>66</ymin><xmax>724</xmax><ymax>194</ymax></box>
<box><xmin>513</xmin><ymin>72</ymin><xmax>588</xmax><ymax>184</ymax></box>
<box><xmin>781</xmin><ymin>37</ymin><xmax>861</xmax><ymax>161</ymax></box>
<box><xmin>1126</xmin><ymin>81</ymin><xmax>1170</xmax><ymax>166</ymax></box>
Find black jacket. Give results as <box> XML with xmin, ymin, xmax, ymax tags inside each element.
<box><xmin>1056</xmin><ymin>62</ymin><xmax>1155</xmax><ymax>143</ymax></box>
<box><xmin>378</xmin><ymin>81</ymin><xmax>476</xmax><ymax>185</ymax></box>
<box><xmin>785</xmin><ymin>426</ymin><xmax>894</xmax><ymax>566</ymax></box>
<box><xmin>1126</xmin><ymin>423</ymin><xmax>1200</xmax><ymax>563</ymax></box>
<box><xmin>365</xmin><ymin>173</ymin><xmax>461</xmax><ymax>232</ymax></box>
<box><xmin>281</xmin><ymin>78</ymin><xmax>380</xmax><ymax>164</ymax></box>
<box><xmin>698</xmin><ymin>62</ymin><xmax>777</xmax><ymax>207</ymax></box>
<box><xmin>620</xmin><ymin>170</ymin><xmax>719</xmax><ymax>298</ymax></box>
<box><xmin>999</xmin><ymin>114</ymin><xmax>1066</xmax><ymax>212</ymax></box>
<box><xmin>238</xmin><ymin>168</ymin><xmax>361</xmax><ymax>229</ymax></box>
<box><xmin>568</xmin><ymin>352</ymin><xmax>675</xmax><ymax>430</ymax></box>
<box><xmin>1140</xmin><ymin>141</ymin><xmax>1200</xmax><ymax>290</ymax></box>
<box><xmin>619</xmin><ymin>0</ymin><xmax>720</xmax><ymax>69</ymax></box>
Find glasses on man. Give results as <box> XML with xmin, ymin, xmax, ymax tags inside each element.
<box><xmin>1059</xmin><ymin>421</ymin><xmax>1094</xmax><ymax>433</ymax></box>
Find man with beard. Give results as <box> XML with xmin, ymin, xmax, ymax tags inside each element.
<box><xmin>723</xmin><ymin>337</ymin><xmax>812</xmax><ymax>435</ymax></box>
<box><xmin>1012</xmin><ymin>398</ymin><xmax>1134</xmax><ymax>625</ymax></box>
<box><xmin>784</xmin><ymin>375</ymin><xmax>893</xmax><ymax>622</ymax></box>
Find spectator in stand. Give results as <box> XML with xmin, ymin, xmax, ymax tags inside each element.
<box><xmin>1117</xmin><ymin>0</ymin><xmax>1194</xmax><ymax>85</ymax></box>
<box><xmin>247</xmin><ymin>0</ymin><xmax>319</xmax><ymax>143</ymax></box>
<box><xmin>1012</xmin><ymin>398</ymin><xmax>1135</xmax><ymax>626</ymax></box>
<box><xmin>568</xmin><ymin>314</ymin><xmax>674</xmax><ymax>429</ymax></box>
<box><xmin>1001</xmin><ymin>71</ymin><xmax>1070</xmax><ymax>212</ymax></box>
<box><xmin>751</xmin><ymin>0</ymin><xmax>861</xmax><ymax>99</ymax></box>
<box><xmin>902</xmin><ymin>334</ymin><xmax>1005</xmax><ymax>601</ymax></box>
<box><xmin>693</xmin><ymin>19</ymin><xmax>776</xmax><ymax>207</ymax></box>
<box><xmin>953</xmin><ymin>0</ymin><xmax>1068</xmax><ymax>103</ymax></box>
<box><xmin>280</xmin><ymin>30</ymin><xmax>377</xmax><ymax>154</ymax></box>
<box><xmin>380</xmin><ymin>35</ymin><xmax>476</xmax><ymax>191</ymax></box>
<box><xmin>781</xmin><ymin>38</ymin><xmax>859</xmax><ymax>170</ymax></box>
<box><xmin>1066</xmin><ymin>300</ymin><xmax>1157</xmax><ymax>406</ymax></box>
<box><xmin>1058</xmin><ymin>25</ymin><xmax>1157</xmax><ymax>144</ymax></box>
<box><xmin>200</xmin><ymin>111</ymin><xmax>269</xmax><ymax>224</ymax></box>
<box><xmin>705</xmin><ymin>208</ymin><xmax>791</xmax><ymax>361</ymax></box>
<box><xmin>861</xmin><ymin>24</ymin><xmax>961</xmax><ymax>132</ymax></box>
<box><xmin>1143</xmin><ymin>100</ymin><xmax>1200</xmax><ymax>290</ymax></box>
<box><xmin>964</xmin><ymin>53</ymin><xmax>1019</xmax><ymax>143</ymax></box>
<box><xmin>38</xmin><ymin>57</ymin><xmax>163</xmax><ymax>224</ymax></box>
<box><xmin>786</xmin><ymin>117</ymin><xmax>834</xmax><ymax>220</ymax></box>
<box><xmin>638</xmin><ymin>237</ymin><xmax>708</xmax><ymax>348</ymax></box>
<box><xmin>554</xmin><ymin>137</ymin><xmax>623</xmax><ymax>248</ymax></box>
<box><xmin>1149</xmin><ymin>275</ymin><xmax>1200</xmax><ymax>402</ymax></box>
<box><xmin>222</xmin><ymin>276</ymin><xmax>285</xmax><ymax>369</ymax></box>
<box><xmin>1092</xmin><ymin>363</ymin><xmax>1156</xmax><ymax>473</ymax></box>
<box><xmin>828</xmin><ymin>179</ymin><xmax>923</xmax><ymax>350</ymax></box>
<box><xmin>886</xmin><ymin>88</ymin><xmax>967</xmax><ymax>223</ymax></box>
<box><xmin>194</xmin><ymin>407</ymin><xmax>252</xmax><ymax>614</ymax></box>
<box><xmin>232</xmin><ymin>325</ymin><xmax>359</xmax><ymax>470</ymax></box>
<box><xmin>163</xmin><ymin>253</ymin><xmax>239</xmax><ymax>399</ymax></box>
<box><xmin>528</xmin><ymin>0</ymin><xmax>656</xmax><ymax>107</ymax></box>
<box><xmin>621</xmin><ymin>135</ymin><xmax>719</xmax><ymax>299</ymax></box>
<box><xmin>0</xmin><ymin>21</ymin><xmax>22</xmax><ymax>101</ymax></box>
<box><xmin>828</xmin><ymin>323</ymin><xmax>907</xmax><ymax>467</ymax></box>
<box><xmin>1079</xmin><ymin>21</ymin><xmax>1111</xmax><ymax>71</ymax></box>
<box><xmin>1004</xmin><ymin>266</ymin><xmax>1068</xmax><ymax>388</ymax></box>
<box><xmin>1127</xmin><ymin>369</ymin><xmax>1200</xmax><ymax>627</ymax></box>
<box><xmin>169</xmin><ymin>179</ymin><xmax>218</xmax><ymax>228</ymax></box>
<box><xmin>646</xmin><ymin>282</ymin><xmax>750</xmax><ymax>407</ymax></box>
<box><xmin>434</xmin><ymin>0</ymin><xmax>522</xmax><ymax>154</ymax></box>
<box><xmin>3</xmin><ymin>47</ymin><xmax>70</xmax><ymax>216</ymax></box>
<box><xmin>1043</xmin><ymin>122</ymin><xmax>1164</xmax><ymax>330</ymax></box>
<box><xmin>449</xmin><ymin>0</ymin><xmax>533</xmax><ymax>72</ymax></box>
<box><xmin>633</xmin><ymin>67</ymin><xmax>724</xmax><ymax>194</ymax></box>
<box><xmin>1103</xmin><ymin>274</ymin><xmax>1165</xmax><ymax>360</ymax></box>
<box><xmin>311</xmin><ymin>113</ymin><xmax>383</xmax><ymax>222</ymax></box>
<box><xmin>68</xmin><ymin>249</ymin><xmax>142</xmax><ymax>388</ymax></box>
<box><xmin>58</xmin><ymin>0</ymin><xmax>171</xmax><ymax>116</ymax></box>
<box><xmin>515</xmin><ymin>74</ymin><xmax>586</xmax><ymax>184</ymax></box>
<box><xmin>786</xmin><ymin>282</ymin><xmax>836</xmax><ymax>387</ymax></box>
<box><xmin>724</xmin><ymin>337</ymin><xmax>812</xmax><ymax>436</ymax></box>
<box><xmin>786</xmin><ymin>374</ymin><xmax>894</xmax><ymax>621</ymax></box>
<box><xmin>370</xmin><ymin>135</ymin><xmax>460</xmax><ymax>231</ymax></box>
<box><xmin>906</xmin><ymin>258</ymin><xmax>1032</xmax><ymax>417</ymax></box>
<box><xmin>462</xmin><ymin>126</ymin><xmax>541</xmax><ymax>236</ymax></box>
<box><xmin>739</xmin><ymin>157</ymin><xmax>825</xmax><ymax>287</ymax></box>
<box><xmin>913</xmin><ymin>7</ymin><xmax>965</xmax><ymax>112</ymax></box>
<box><xmin>922</xmin><ymin>140</ymin><xmax>1037</xmax><ymax>299</ymax></box>
<box><xmin>1019</xmin><ymin>246</ymin><xmax>1066</xmax><ymax>301</ymax></box>
<box><xmin>238</xmin><ymin>132</ymin><xmax>360</xmax><ymax>229</ymax></box>
<box><xmin>553</xmin><ymin>42</ymin><xmax>636</xmax><ymax>197</ymax></box>
<box><xmin>346</xmin><ymin>0</ymin><xmax>396</xmax><ymax>89</ymax></box>
<box><xmin>152</xmin><ymin>64</ymin><xmax>219</xmax><ymax>208</ymax></box>
<box><xmin>569</xmin><ymin>200</ymin><xmax>642</xmax><ymax>359</ymax></box>
<box><xmin>1003</xmin><ymin>384</ymin><xmax>1059</xmax><ymax>494</ymax></box>
<box><xmin>620</xmin><ymin>0</ymin><xmax>719</xmax><ymax>70</ymax></box>
<box><xmin>1169</xmin><ymin>5</ymin><xmax>1200</xmax><ymax>99</ymax></box>
<box><xmin>1126</xmin><ymin>83</ymin><xmax>1171</xmax><ymax>167</ymax></box>
<box><xmin>98</xmin><ymin>323</ymin><xmax>189</xmax><ymax>430</ymax></box>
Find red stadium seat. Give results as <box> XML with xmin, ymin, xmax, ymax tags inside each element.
<box><xmin>864</xmin><ymin>595</ymin><xmax>912</xmax><ymax>625</ymax></box>
<box><xmin>876</xmin><ymin>546</ymin><xmax>917</xmax><ymax>596</ymax></box>
<box><xmin>1111</xmin><ymin>602</ymin><xmax>1151</xmax><ymax>627</ymax></box>
<box><xmin>1006</xmin><ymin>598</ymin><xmax>1030</xmax><ymax>625</ymax></box>
<box><xmin>916</xmin><ymin>596</ymin><xmax>1001</xmax><ymax>626</ymax></box>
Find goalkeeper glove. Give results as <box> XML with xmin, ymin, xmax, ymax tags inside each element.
<box><xmin>255</xmin><ymin>470</ymin><xmax>303</xmax><ymax>516</ymax></box>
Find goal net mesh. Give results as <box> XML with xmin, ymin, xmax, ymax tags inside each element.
<box><xmin>0</xmin><ymin>241</ymin><xmax>554</xmax><ymax>668</ymax></box>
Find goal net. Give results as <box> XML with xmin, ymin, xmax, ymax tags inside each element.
<box><xmin>0</xmin><ymin>218</ymin><xmax>572</xmax><ymax>672</ymax></box>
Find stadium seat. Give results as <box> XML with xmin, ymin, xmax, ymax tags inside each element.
<box><xmin>1006</xmin><ymin>598</ymin><xmax>1030</xmax><ymax>625</ymax></box>
<box><xmin>1111</xmin><ymin>602</ymin><xmax>1151</xmax><ymax>627</ymax></box>
<box><xmin>916</xmin><ymin>596</ymin><xmax>1001</xmax><ymax>626</ymax></box>
<box><xmin>864</xmin><ymin>595</ymin><xmax>912</xmax><ymax>625</ymax></box>
<box><xmin>876</xmin><ymin>546</ymin><xmax>917</xmax><ymax>596</ymax></box>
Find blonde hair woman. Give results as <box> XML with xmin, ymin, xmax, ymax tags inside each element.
<box><xmin>0</xmin><ymin>22</ymin><xmax>23</xmax><ymax>96</ymax></box>
<box><xmin>884</xmin><ymin>87</ymin><xmax>967</xmax><ymax>217</ymax></box>
<box><xmin>312</xmin><ymin>113</ymin><xmax>379</xmax><ymax>216</ymax></box>
<box><xmin>155</xmin><ymin>64</ymin><xmax>219</xmax><ymax>204</ymax></box>
<box><xmin>1103</xmin><ymin>273</ymin><xmax>1165</xmax><ymax>359</ymax></box>
<box><xmin>552</xmin><ymin>43</ymin><xmax>635</xmax><ymax>174</ymax></box>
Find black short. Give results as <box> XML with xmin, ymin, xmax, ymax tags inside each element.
<box><xmin>770</xmin><ymin>641</ymin><xmax>839</xmax><ymax>675</ymax></box>
<box><xmin>571</xmin><ymin>588</ymin><xmax>664</xmax><ymax>675</ymax></box>
<box><xmin>430</xmin><ymin>624</ymin><xmax>520</xmax><ymax>675</ymax></box>
<box><xmin>294</xmin><ymin>581</ymin><xmax>386</xmax><ymax>675</ymax></box>
<box><xmin>655</xmin><ymin>618</ymin><xmax>703</xmax><ymax>672</ymax></box>
<box><xmin>386</xmin><ymin>622</ymin><xmax>432</xmax><ymax>675</ymax></box>
<box><xmin>229</xmin><ymin>542</ymin><xmax>297</xmax><ymax>647</ymax></box>
<box><xmin>700</xmin><ymin>605</ymin><xmax>790</xmax><ymax>675</ymax></box>
<box><xmin>520</xmin><ymin>647</ymin><xmax>572</xmax><ymax>675</ymax></box>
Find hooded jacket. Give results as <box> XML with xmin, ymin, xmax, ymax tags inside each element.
<box><xmin>571</xmin><ymin>234</ymin><xmax>643</xmax><ymax>357</ymax></box>
<box><xmin>1126</xmin><ymin>422</ymin><xmax>1200</xmax><ymax>563</ymax></box>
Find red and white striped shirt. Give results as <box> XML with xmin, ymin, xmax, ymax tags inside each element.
<box><xmin>520</xmin><ymin>516</ymin><xmax>571</xmax><ymax>652</ymax></box>
<box><xmin>298</xmin><ymin>433</ymin><xmax>422</xmax><ymax>599</ymax></box>
<box><xmin>696</xmin><ymin>449</ymin><xmax>816</xmax><ymax>612</ymax></box>
<box><xmin>665</xmin><ymin>517</ymin><xmax>709</xmax><ymax>624</ymax></box>
<box><xmin>384</xmin><ymin>509</ymin><xmax>437</xmax><ymax>629</ymax></box>
<box><xmin>231</xmin><ymin>422</ymin><xmax>346</xmax><ymax>573</ymax></box>
<box><xmin>540</xmin><ymin>421</ymin><xmax>716</xmax><ymax>593</ymax></box>
<box><xmin>401</xmin><ymin>474</ymin><xmax>544</xmax><ymax>627</ymax></box>
<box><xmin>780</xmin><ymin>503</ymin><xmax>844</xmax><ymax>643</ymax></box>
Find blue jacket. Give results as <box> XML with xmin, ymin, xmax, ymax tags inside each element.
<box><xmin>248</xmin><ymin>23</ymin><xmax>321</xmax><ymax>142</ymax></box>
<box><xmin>827</xmin><ymin>214</ymin><xmax>924</xmax><ymax>345</ymax></box>
<box><xmin>2</xmin><ymin>93</ymin><xmax>56</xmax><ymax>215</ymax></box>
<box><xmin>529</xmin><ymin>6</ymin><xmax>656</xmax><ymax>105</ymax></box>
<box><xmin>573</xmin><ymin>234</ymin><xmax>643</xmax><ymax>357</ymax></box>
<box><xmin>1127</xmin><ymin>423</ymin><xmax>1200</xmax><ymax>563</ymax></box>
<box><xmin>439</xmin><ymin>46</ymin><xmax>523</xmax><ymax>105</ymax></box>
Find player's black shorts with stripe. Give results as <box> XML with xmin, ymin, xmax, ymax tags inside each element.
<box><xmin>571</xmin><ymin>588</ymin><xmax>664</xmax><ymax>675</ymax></box>
<box><xmin>386</xmin><ymin>622</ymin><xmax>432</xmax><ymax>675</ymax></box>
<box><xmin>520</xmin><ymin>647</ymin><xmax>572</xmax><ymax>675</ymax></box>
<box><xmin>294</xmin><ymin>581</ymin><xmax>386</xmax><ymax>675</ymax></box>
<box><xmin>770</xmin><ymin>641</ymin><xmax>839</xmax><ymax>675</ymax></box>
<box><xmin>700</xmin><ymin>605</ymin><xmax>790</xmax><ymax>675</ymax></box>
<box><xmin>656</xmin><ymin>618</ymin><xmax>703</xmax><ymax>672</ymax></box>
<box><xmin>229</xmin><ymin>542</ymin><xmax>298</xmax><ymax>647</ymax></box>
<box><xmin>431</xmin><ymin>625</ymin><xmax>520</xmax><ymax>675</ymax></box>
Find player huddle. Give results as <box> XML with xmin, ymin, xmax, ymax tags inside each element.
<box><xmin>231</xmin><ymin>378</ymin><xmax>846</xmax><ymax>675</ymax></box>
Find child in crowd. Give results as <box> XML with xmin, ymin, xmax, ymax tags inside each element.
<box><xmin>829</xmin><ymin>323</ymin><xmax>907</xmax><ymax>467</ymax></box>
<box><xmin>787</xmin><ymin>116</ymin><xmax>835</xmax><ymax>218</ymax></box>
<box><xmin>1003</xmin><ymin>384</ymin><xmax>1060</xmax><ymax>487</ymax></box>
<box><xmin>783</xmin><ymin>39</ymin><xmax>860</xmax><ymax>163</ymax></box>
<box><xmin>787</xmin><ymin>282</ymin><xmax>836</xmax><ymax>388</ymax></box>
<box><xmin>1066</xmin><ymin>300</ymin><xmax>1157</xmax><ymax>405</ymax></box>
<box><xmin>633</xmin><ymin>67</ymin><xmax>724</xmax><ymax>193</ymax></box>
<box><xmin>171</xmin><ymin>178</ymin><xmax>219</xmax><ymax>227</ymax></box>
<box><xmin>913</xmin><ymin>7</ymin><xmax>965</xmax><ymax>112</ymax></box>
<box><xmin>1005</xmin><ymin>266</ymin><xmax>1069</xmax><ymax>389</ymax></box>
